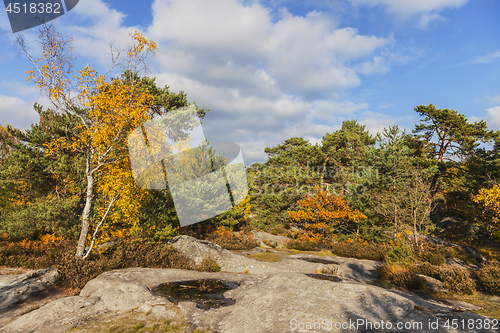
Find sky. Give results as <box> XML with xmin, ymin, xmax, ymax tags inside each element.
<box><xmin>0</xmin><ymin>0</ymin><xmax>499</xmax><ymax>165</ymax></box>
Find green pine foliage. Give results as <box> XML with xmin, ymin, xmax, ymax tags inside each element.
<box><xmin>0</xmin><ymin>104</ymin><xmax>85</xmax><ymax>240</ymax></box>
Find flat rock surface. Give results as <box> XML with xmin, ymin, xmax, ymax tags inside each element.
<box><xmin>0</xmin><ymin>268</ymin><xmax>59</xmax><ymax>311</ymax></box>
<box><xmin>1</xmin><ymin>237</ymin><xmax>496</xmax><ymax>333</ymax></box>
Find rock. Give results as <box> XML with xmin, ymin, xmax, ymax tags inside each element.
<box><xmin>420</xmin><ymin>234</ymin><xmax>489</xmax><ymax>267</ymax></box>
<box><xmin>448</xmin><ymin>300</ymin><xmax>482</xmax><ymax>312</ymax></box>
<box><xmin>414</xmin><ymin>274</ymin><xmax>448</xmax><ymax>293</ymax></box>
<box><xmin>150</xmin><ymin>305</ymin><xmax>176</xmax><ymax>318</ymax></box>
<box><xmin>432</xmin><ymin>215</ymin><xmax>490</xmax><ymax>241</ymax></box>
<box><xmin>2</xmin><ymin>238</ymin><xmax>496</xmax><ymax>333</ymax></box>
<box><xmin>0</xmin><ymin>296</ymin><xmax>104</xmax><ymax>333</ymax></box>
<box><xmin>167</xmin><ymin>235</ymin><xmax>230</xmax><ymax>266</ymax></box>
<box><xmin>461</xmin><ymin>244</ymin><xmax>489</xmax><ymax>266</ymax></box>
<box><xmin>0</xmin><ymin>267</ymin><xmax>59</xmax><ymax>311</ymax></box>
<box><xmin>288</xmin><ymin>253</ymin><xmax>381</xmax><ymax>282</ymax></box>
<box><xmin>79</xmin><ymin>272</ymin><xmax>170</xmax><ymax>312</ymax></box>
<box><xmin>167</xmin><ymin>235</ymin><xmax>336</xmax><ymax>275</ymax></box>
<box><xmin>169</xmin><ymin>235</ymin><xmax>352</xmax><ymax>278</ymax></box>
<box><xmin>446</xmin><ymin>258</ymin><xmax>470</xmax><ymax>270</ymax></box>
<box><xmin>251</xmin><ymin>231</ymin><xmax>291</xmax><ymax>248</ymax></box>
<box><xmin>136</xmin><ymin>304</ymin><xmax>153</xmax><ymax>313</ymax></box>
<box><xmin>4</xmin><ymin>267</ymin><xmax>495</xmax><ymax>333</ymax></box>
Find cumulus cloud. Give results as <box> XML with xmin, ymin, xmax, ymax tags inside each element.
<box><xmin>0</xmin><ymin>95</ymin><xmax>40</xmax><ymax>129</ymax></box>
<box><xmin>148</xmin><ymin>0</ymin><xmax>388</xmax><ymax>99</ymax></box>
<box><xmin>358</xmin><ymin>110</ymin><xmax>402</xmax><ymax>136</ymax></box>
<box><xmin>58</xmin><ymin>0</ymin><xmax>142</xmax><ymax>69</ymax></box>
<box><xmin>1</xmin><ymin>0</ymin><xmax>394</xmax><ymax>164</ymax></box>
<box><xmin>140</xmin><ymin>0</ymin><xmax>392</xmax><ymax>162</ymax></box>
<box><xmin>484</xmin><ymin>106</ymin><xmax>500</xmax><ymax>130</ymax></box>
<box><xmin>152</xmin><ymin>72</ymin><xmax>369</xmax><ymax>163</ymax></box>
<box><xmin>308</xmin><ymin>100</ymin><xmax>369</xmax><ymax>123</ymax></box>
<box><xmin>354</xmin><ymin>56</ymin><xmax>388</xmax><ymax>75</ymax></box>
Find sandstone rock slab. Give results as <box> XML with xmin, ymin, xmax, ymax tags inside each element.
<box><xmin>2</xmin><ymin>237</ymin><xmax>495</xmax><ymax>333</ymax></box>
<box><xmin>0</xmin><ymin>267</ymin><xmax>59</xmax><ymax>311</ymax></box>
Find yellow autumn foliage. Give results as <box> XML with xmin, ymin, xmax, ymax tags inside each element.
<box><xmin>22</xmin><ymin>25</ymin><xmax>159</xmax><ymax>254</ymax></box>
<box><xmin>474</xmin><ymin>184</ymin><xmax>500</xmax><ymax>228</ymax></box>
<box><xmin>474</xmin><ymin>184</ymin><xmax>500</xmax><ymax>207</ymax></box>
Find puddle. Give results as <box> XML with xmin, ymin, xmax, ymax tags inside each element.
<box><xmin>155</xmin><ymin>279</ymin><xmax>238</xmax><ymax>309</ymax></box>
<box><xmin>298</xmin><ymin>257</ymin><xmax>339</xmax><ymax>265</ymax></box>
<box><xmin>306</xmin><ymin>274</ymin><xmax>342</xmax><ymax>282</ymax></box>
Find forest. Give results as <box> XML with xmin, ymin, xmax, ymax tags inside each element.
<box><xmin>1</xmin><ymin>25</ymin><xmax>500</xmax><ymax>310</ymax></box>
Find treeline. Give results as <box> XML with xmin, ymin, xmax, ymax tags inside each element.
<box><xmin>248</xmin><ymin>108</ymin><xmax>500</xmax><ymax>243</ymax></box>
<box><xmin>0</xmin><ymin>26</ymin><xmax>248</xmax><ymax>260</ymax></box>
<box><xmin>1</xmin><ymin>25</ymin><xmax>499</xmax><ymax>260</ymax></box>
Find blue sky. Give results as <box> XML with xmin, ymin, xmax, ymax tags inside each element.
<box><xmin>0</xmin><ymin>0</ymin><xmax>499</xmax><ymax>164</ymax></box>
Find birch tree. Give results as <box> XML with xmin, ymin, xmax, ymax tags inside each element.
<box><xmin>18</xmin><ymin>24</ymin><xmax>158</xmax><ymax>258</ymax></box>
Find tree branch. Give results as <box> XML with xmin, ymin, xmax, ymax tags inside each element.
<box><xmin>82</xmin><ymin>196</ymin><xmax>117</xmax><ymax>260</ymax></box>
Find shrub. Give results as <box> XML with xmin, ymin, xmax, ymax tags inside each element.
<box><xmin>206</xmin><ymin>232</ymin><xmax>258</xmax><ymax>250</ymax></box>
<box><xmin>439</xmin><ymin>266</ymin><xmax>475</xmax><ymax>295</ymax></box>
<box><xmin>477</xmin><ymin>264</ymin><xmax>500</xmax><ymax>295</ymax></box>
<box><xmin>288</xmin><ymin>185</ymin><xmax>367</xmax><ymax>243</ymax></box>
<box><xmin>412</xmin><ymin>262</ymin><xmax>475</xmax><ymax>294</ymax></box>
<box><xmin>57</xmin><ymin>241</ymin><xmax>193</xmax><ymax>290</ymax></box>
<box><xmin>379</xmin><ymin>262</ymin><xmax>476</xmax><ymax>295</ymax></box>
<box><xmin>1</xmin><ymin>238</ymin><xmax>196</xmax><ymax>291</ymax></box>
<box><xmin>409</xmin><ymin>262</ymin><xmax>442</xmax><ymax>280</ymax></box>
<box><xmin>0</xmin><ymin>239</ymin><xmax>74</xmax><ymax>269</ymax></box>
<box><xmin>316</xmin><ymin>266</ymin><xmax>342</xmax><ymax>277</ymax></box>
<box><xmin>377</xmin><ymin>264</ymin><xmax>422</xmax><ymax>289</ymax></box>
<box><xmin>262</xmin><ymin>239</ymin><xmax>277</xmax><ymax>248</ymax></box>
<box><xmin>195</xmin><ymin>256</ymin><xmax>220</xmax><ymax>272</ymax></box>
<box><xmin>268</xmin><ymin>225</ymin><xmax>288</xmax><ymax>236</ymax></box>
<box><xmin>286</xmin><ymin>240</ymin><xmax>321</xmax><ymax>251</ymax></box>
<box><xmin>420</xmin><ymin>250</ymin><xmax>446</xmax><ymax>266</ymax></box>
<box><xmin>385</xmin><ymin>238</ymin><xmax>413</xmax><ymax>267</ymax></box>
<box><xmin>330</xmin><ymin>241</ymin><xmax>390</xmax><ymax>261</ymax></box>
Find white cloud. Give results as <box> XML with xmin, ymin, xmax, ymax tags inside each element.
<box><xmin>137</xmin><ymin>0</ymin><xmax>392</xmax><ymax>163</ymax></box>
<box><xmin>0</xmin><ymin>80</ymin><xmax>42</xmax><ymax>98</ymax></box>
<box><xmin>418</xmin><ymin>12</ymin><xmax>446</xmax><ymax>29</ymax></box>
<box><xmin>474</xmin><ymin>50</ymin><xmax>500</xmax><ymax>64</ymax></box>
<box><xmin>491</xmin><ymin>93</ymin><xmax>500</xmax><ymax>105</ymax></box>
<box><xmin>358</xmin><ymin>110</ymin><xmax>400</xmax><ymax>136</ymax></box>
<box><xmin>149</xmin><ymin>0</ymin><xmax>271</xmax><ymax>59</ymax></box>
<box><xmin>1</xmin><ymin>0</ymin><xmax>394</xmax><ymax>164</ymax></box>
<box><xmin>57</xmin><ymin>0</ymin><xmax>142</xmax><ymax>70</ymax></box>
<box><xmin>354</xmin><ymin>56</ymin><xmax>388</xmax><ymax>75</ymax></box>
<box><xmin>377</xmin><ymin>102</ymin><xmax>393</xmax><ymax>109</ymax></box>
<box><xmin>348</xmin><ymin>0</ymin><xmax>469</xmax><ymax>16</ymax></box>
<box><xmin>148</xmin><ymin>0</ymin><xmax>388</xmax><ymax>98</ymax></box>
<box><xmin>348</xmin><ymin>0</ymin><xmax>467</xmax><ymax>29</ymax></box>
<box><xmin>152</xmin><ymin>71</ymin><xmax>369</xmax><ymax>163</ymax></box>
<box><xmin>309</xmin><ymin>100</ymin><xmax>369</xmax><ymax>123</ymax></box>
<box><xmin>484</xmin><ymin>106</ymin><xmax>500</xmax><ymax>130</ymax></box>
<box><xmin>0</xmin><ymin>95</ymin><xmax>40</xmax><ymax>129</ymax></box>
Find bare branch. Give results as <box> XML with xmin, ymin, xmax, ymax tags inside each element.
<box><xmin>82</xmin><ymin>196</ymin><xmax>117</xmax><ymax>260</ymax></box>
